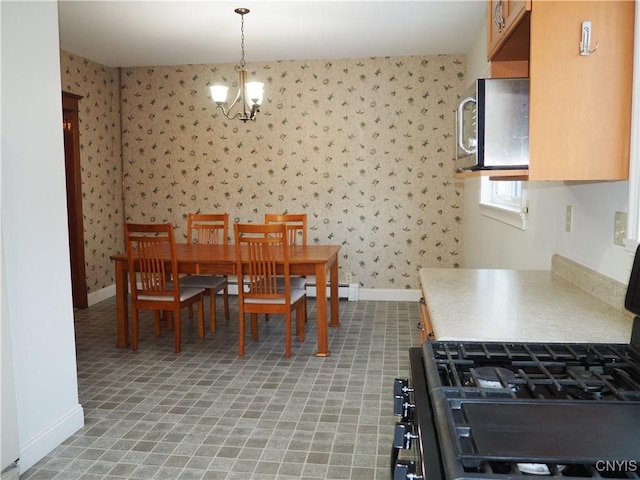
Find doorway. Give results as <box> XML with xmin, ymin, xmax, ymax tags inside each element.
<box><xmin>62</xmin><ymin>92</ymin><xmax>88</xmax><ymax>309</ymax></box>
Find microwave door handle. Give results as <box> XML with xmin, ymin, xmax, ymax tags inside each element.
<box><xmin>457</xmin><ymin>96</ymin><xmax>476</xmax><ymax>155</ymax></box>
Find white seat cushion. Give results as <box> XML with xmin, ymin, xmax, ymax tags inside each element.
<box><xmin>178</xmin><ymin>275</ymin><xmax>227</xmax><ymax>289</ymax></box>
<box><xmin>244</xmin><ymin>289</ymin><xmax>306</xmax><ymax>305</ymax></box>
<box><xmin>138</xmin><ymin>287</ymin><xmax>204</xmax><ymax>302</ymax></box>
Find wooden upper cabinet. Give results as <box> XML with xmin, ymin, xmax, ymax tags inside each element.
<box><xmin>488</xmin><ymin>0</ymin><xmax>531</xmax><ymax>61</ymax></box>
<box><xmin>488</xmin><ymin>0</ymin><xmax>635</xmax><ymax>181</ymax></box>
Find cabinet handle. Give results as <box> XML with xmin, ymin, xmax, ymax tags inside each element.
<box><xmin>579</xmin><ymin>21</ymin><xmax>600</xmax><ymax>56</ymax></box>
<box><xmin>494</xmin><ymin>1</ymin><xmax>505</xmax><ymax>32</ymax></box>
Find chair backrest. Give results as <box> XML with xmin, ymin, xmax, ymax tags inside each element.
<box><xmin>264</xmin><ymin>213</ymin><xmax>307</xmax><ymax>246</ymax></box>
<box><xmin>234</xmin><ymin>223</ymin><xmax>290</xmax><ymax>300</ymax></box>
<box><xmin>125</xmin><ymin>223</ymin><xmax>178</xmax><ymax>302</ymax></box>
<box><xmin>187</xmin><ymin>213</ymin><xmax>229</xmax><ymax>245</ymax></box>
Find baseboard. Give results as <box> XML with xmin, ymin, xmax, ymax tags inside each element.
<box><xmin>358</xmin><ymin>288</ymin><xmax>421</xmax><ymax>302</ymax></box>
<box><xmin>225</xmin><ymin>282</ymin><xmax>360</xmax><ymax>300</ymax></box>
<box><xmin>18</xmin><ymin>404</ymin><xmax>84</xmax><ymax>474</ymax></box>
<box><xmin>88</xmin><ymin>284</ymin><xmax>115</xmax><ymax>307</ymax></box>
<box><xmin>90</xmin><ymin>283</ymin><xmax>421</xmax><ymax>305</ymax></box>
<box><xmin>215</xmin><ymin>284</ymin><xmax>420</xmax><ymax>302</ymax></box>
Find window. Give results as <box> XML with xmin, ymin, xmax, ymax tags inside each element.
<box><xmin>479</xmin><ymin>177</ymin><xmax>528</xmax><ymax>230</ymax></box>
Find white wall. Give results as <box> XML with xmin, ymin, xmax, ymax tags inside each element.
<box><xmin>1</xmin><ymin>1</ymin><xmax>84</xmax><ymax>473</ymax></box>
<box><xmin>462</xmin><ymin>14</ymin><xmax>636</xmax><ymax>284</ymax></box>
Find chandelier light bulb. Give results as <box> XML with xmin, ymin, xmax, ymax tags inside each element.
<box><xmin>210</xmin><ymin>85</ymin><xmax>229</xmax><ymax>105</ymax></box>
<box><xmin>245</xmin><ymin>82</ymin><xmax>264</xmax><ymax>106</ymax></box>
<box><xmin>210</xmin><ymin>8</ymin><xmax>263</xmax><ymax>122</ymax></box>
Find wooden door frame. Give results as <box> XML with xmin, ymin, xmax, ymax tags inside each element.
<box><xmin>62</xmin><ymin>91</ymin><xmax>88</xmax><ymax>309</ymax></box>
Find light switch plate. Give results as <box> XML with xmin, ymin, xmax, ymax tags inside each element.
<box><xmin>565</xmin><ymin>205</ymin><xmax>573</xmax><ymax>232</ymax></box>
<box><xmin>614</xmin><ymin>211</ymin><xmax>627</xmax><ymax>246</ymax></box>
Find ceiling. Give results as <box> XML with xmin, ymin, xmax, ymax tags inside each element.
<box><xmin>57</xmin><ymin>1</ymin><xmax>487</xmax><ymax>68</ymax></box>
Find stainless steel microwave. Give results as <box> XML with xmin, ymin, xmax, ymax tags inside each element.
<box><xmin>455</xmin><ymin>78</ymin><xmax>529</xmax><ymax>172</ymax></box>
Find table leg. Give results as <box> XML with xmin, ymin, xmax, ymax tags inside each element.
<box><xmin>329</xmin><ymin>254</ymin><xmax>340</xmax><ymax>327</ymax></box>
<box><xmin>115</xmin><ymin>259</ymin><xmax>129</xmax><ymax>347</ymax></box>
<box><xmin>314</xmin><ymin>263</ymin><xmax>330</xmax><ymax>357</ymax></box>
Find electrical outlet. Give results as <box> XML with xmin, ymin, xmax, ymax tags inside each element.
<box><xmin>345</xmin><ymin>272</ymin><xmax>353</xmax><ymax>284</ymax></box>
<box><xmin>614</xmin><ymin>211</ymin><xmax>627</xmax><ymax>246</ymax></box>
<box><xmin>565</xmin><ymin>205</ymin><xmax>573</xmax><ymax>232</ymax></box>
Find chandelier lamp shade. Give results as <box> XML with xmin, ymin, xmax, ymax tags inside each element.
<box><xmin>210</xmin><ymin>8</ymin><xmax>264</xmax><ymax>122</ymax></box>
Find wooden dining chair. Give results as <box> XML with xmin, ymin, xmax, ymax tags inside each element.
<box><xmin>125</xmin><ymin>222</ymin><xmax>205</xmax><ymax>353</ymax></box>
<box><xmin>264</xmin><ymin>213</ymin><xmax>308</xmax><ymax>291</ymax></box>
<box><xmin>234</xmin><ymin>222</ymin><xmax>307</xmax><ymax>358</ymax></box>
<box><xmin>179</xmin><ymin>213</ymin><xmax>230</xmax><ymax>333</ymax></box>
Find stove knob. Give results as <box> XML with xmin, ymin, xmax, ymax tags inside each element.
<box><xmin>394</xmin><ymin>378</ymin><xmax>414</xmax><ymax>396</ymax></box>
<box><xmin>393</xmin><ymin>394</ymin><xmax>414</xmax><ymax>421</ymax></box>
<box><xmin>393</xmin><ymin>422</ymin><xmax>416</xmax><ymax>449</ymax></box>
<box><xmin>394</xmin><ymin>459</ymin><xmax>423</xmax><ymax>480</ymax></box>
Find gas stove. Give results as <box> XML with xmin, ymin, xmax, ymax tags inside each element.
<box><xmin>392</xmin><ymin>340</ymin><xmax>640</xmax><ymax>479</ymax></box>
<box><xmin>392</xmin><ymin>247</ymin><xmax>640</xmax><ymax>479</ymax></box>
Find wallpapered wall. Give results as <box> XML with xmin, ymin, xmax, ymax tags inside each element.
<box><xmin>61</xmin><ymin>51</ymin><xmax>466</xmax><ymax>293</ymax></box>
<box><xmin>60</xmin><ymin>53</ymin><xmax>123</xmax><ymax>294</ymax></box>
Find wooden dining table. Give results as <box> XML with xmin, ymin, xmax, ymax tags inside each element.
<box><xmin>111</xmin><ymin>243</ymin><xmax>341</xmax><ymax>356</ymax></box>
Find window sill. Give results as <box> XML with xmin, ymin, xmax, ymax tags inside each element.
<box><xmin>479</xmin><ymin>202</ymin><xmax>528</xmax><ymax>230</ymax></box>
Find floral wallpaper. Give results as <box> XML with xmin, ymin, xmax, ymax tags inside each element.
<box><xmin>61</xmin><ymin>51</ymin><xmax>465</xmax><ymax>293</ymax></box>
<box><xmin>60</xmin><ymin>52</ymin><xmax>123</xmax><ymax>294</ymax></box>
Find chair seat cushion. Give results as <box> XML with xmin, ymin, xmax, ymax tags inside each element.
<box><xmin>139</xmin><ymin>287</ymin><xmax>204</xmax><ymax>302</ymax></box>
<box><xmin>275</xmin><ymin>276</ymin><xmax>306</xmax><ymax>290</ymax></box>
<box><xmin>244</xmin><ymin>289</ymin><xmax>306</xmax><ymax>305</ymax></box>
<box><xmin>178</xmin><ymin>275</ymin><xmax>227</xmax><ymax>289</ymax></box>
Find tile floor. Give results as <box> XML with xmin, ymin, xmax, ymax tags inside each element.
<box><xmin>21</xmin><ymin>295</ymin><xmax>421</xmax><ymax>480</ymax></box>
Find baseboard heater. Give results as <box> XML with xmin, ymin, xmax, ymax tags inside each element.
<box><xmin>226</xmin><ymin>281</ymin><xmax>359</xmax><ymax>301</ymax></box>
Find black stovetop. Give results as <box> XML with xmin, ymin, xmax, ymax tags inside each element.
<box><xmin>424</xmin><ymin>341</ymin><xmax>640</xmax><ymax>401</ymax></box>
<box><xmin>420</xmin><ymin>341</ymin><xmax>640</xmax><ymax>478</ymax></box>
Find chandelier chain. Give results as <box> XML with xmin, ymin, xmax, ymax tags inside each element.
<box><xmin>240</xmin><ymin>13</ymin><xmax>246</xmax><ymax>68</ymax></box>
<box><xmin>210</xmin><ymin>7</ymin><xmax>262</xmax><ymax>122</ymax></box>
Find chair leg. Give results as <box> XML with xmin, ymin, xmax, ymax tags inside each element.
<box><xmin>174</xmin><ymin>310</ymin><xmax>181</xmax><ymax>353</ymax></box>
<box><xmin>285</xmin><ymin>311</ymin><xmax>292</xmax><ymax>358</ymax></box>
<box><xmin>188</xmin><ymin>304</ymin><xmax>194</xmax><ymax>319</ymax></box>
<box><xmin>209</xmin><ymin>290</ymin><xmax>216</xmax><ymax>333</ymax></box>
<box><xmin>239</xmin><ymin>311</ymin><xmax>245</xmax><ymax>356</ymax></box>
<box><xmin>297</xmin><ymin>302</ymin><xmax>306</xmax><ymax>342</ymax></box>
<box><xmin>197</xmin><ymin>297</ymin><xmax>205</xmax><ymax>339</ymax></box>
<box><xmin>303</xmin><ymin>296</ymin><xmax>307</xmax><ymax>323</ymax></box>
<box><xmin>132</xmin><ymin>308</ymin><xmax>139</xmax><ymax>351</ymax></box>
<box><xmin>223</xmin><ymin>286</ymin><xmax>230</xmax><ymax>320</ymax></box>
<box><xmin>154</xmin><ymin>311</ymin><xmax>162</xmax><ymax>336</ymax></box>
<box><xmin>250</xmin><ymin>314</ymin><xmax>259</xmax><ymax>340</ymax></box>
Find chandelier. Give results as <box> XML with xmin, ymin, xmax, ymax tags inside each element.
<box><xmin>210</xmin><ymin>8</ymin><xmax>264</xmax><ymax>122</ymax></box>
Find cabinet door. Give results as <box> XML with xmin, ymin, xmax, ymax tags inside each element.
<box><xmin>488</xmin><ymin>0</ymin><xmax>506</xmax><ymax>58</ymax></box>
<box><xmin>488</xmin><ymin>0</ymin><xmax>531</xmax><ymax>60</ymax></box>
<box><xmin>528</xmin><ymin>1</ymin><xmax>634</xmax><ymax>180</ymax></box>
<box><xmin>504</xmin><ymin>0</ymin><xmax>528</xmax><ymax>32</ymax></box>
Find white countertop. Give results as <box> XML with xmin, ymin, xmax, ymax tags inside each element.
<box><xmin>419</xmin><ymin>268</ymin><xmax>634</xmax><ymax>343</ymax></box>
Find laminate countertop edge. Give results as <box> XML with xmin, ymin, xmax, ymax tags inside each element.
<box><xmin>418</xmin><ymin>268</ymin><xmax>634</xmax><ymax>344</ymax></box>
